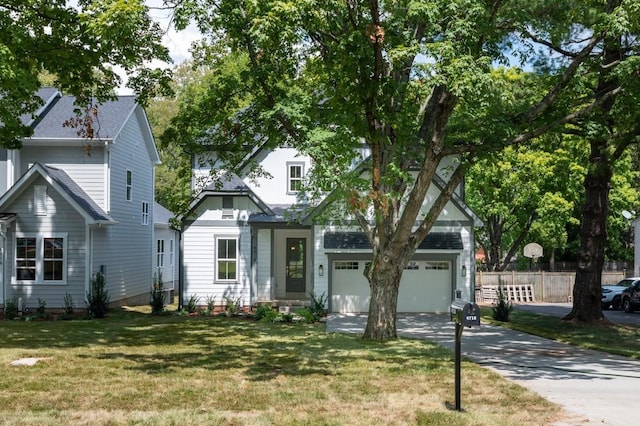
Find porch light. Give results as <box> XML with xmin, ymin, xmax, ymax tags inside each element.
<box><xmin>461</xmin><ymin>265</ymin><xmax>467</xmax><ymax>277</ymax></box>
<box><xmin>318</xmin><ymin>264</ymin><xmax>324</xmax><ymax>276</ymax></box>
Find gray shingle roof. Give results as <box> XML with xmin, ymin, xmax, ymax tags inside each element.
<box><xmin>323</xmin><ymin>232</ymin><xmax>463</xmax><ymax>250</ymax></box>
<box><xmin>29</xmin><ymin>89</ymin><xmax>137</xmax><ymax>139</ymax></box>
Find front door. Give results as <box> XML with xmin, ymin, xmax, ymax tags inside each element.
<box><xmin>286</xmin><ymin>238</ymin><xmax>306</xmax><ymax>293</ymax></box>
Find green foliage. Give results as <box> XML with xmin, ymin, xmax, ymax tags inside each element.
<box><xmin>36</xmin><ymin>298</ymin><xmax>48</xmax><ymax>319</ymax></box>
<box><xmin>308</xmin><ymin>292</ymin><xmax>328</xmax><ymax>318</ymax></box>
<box><xmin>492</xmin><ymin>287</ymin><xmax>513</xmax><ymax>322</ymax></box>
<box><xmin>62</xmin><ymin>293</ymin><xmax>75</xmax><ymax>319</ymax></box>
<box><xmin>87</xmin><ymin>272</ymin><xmax>110</xmax><ymax>318</ymax></box>
<box><xmin>223</xmin><ymin>296</ymin><xmax>242</xmax><ymax>317</ymax></box>
<box><xmin>204</xmin><ymin>295</ymin><xmax>217</xmax><ymax>314</ymax></box>
<box><xmin>295</xmin><ymin>308</ymin><xmax>318</xmax><ymax>324</ymax></box>
<box><xmin>253</xmin><ymin>305</ymin><xmax>278</xmax><ymax>322</ymax></box>
<box><xmin>150</xmin><ymin>273</ymin><xmax>165</xmax><ymax>314</ymax></box>
<box><xmin>0</xmin><ymin>0</ymin><xmax>171</xmax><ymax>148</ymax></box>
<box><xmin>3</xmin><ymin>298</ymin><xmax>19</xmax><ymax>320</ymax></box>
<box><xmin>186</xmin><ymin>294</ymin><xmax>200</xmax><ymax>314</ymax></box>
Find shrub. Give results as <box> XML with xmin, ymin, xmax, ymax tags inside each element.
<box><xmin>254</xmin><ymin>305</ymin><xmax>278</xmax><ymax>322</ymax></box>
<box><xmin>61</xmin><ymin>293</ymin><xmax>75</xmax><ymax>319</ymax></box>
<box><xmin>36</xmin><ymin>298</ymin><xmax>49</xmax><ymax>319</ymax></box>
<box><xmin>186</xmin><ymin>294</ymin><xmax>199</xmax><ymax>313</ymax></box>
<box><xmin>309</xmin><ymin>291</ymin><xmax>328</xmax><ymax>318</ymax></box>
<box><xmin>87</xmin><ymin>272</ymin><xmax>110</xmax><ymax>318</ymax></box>
<box><xmin>205</xmin><ymin>295</ymin><xmax>216</xmax><ymax>314</ymax></box>
<box><xmin>295</xmin><ymin>307</ymin><xmax>318</xmax><ymax>323</ymax></box>
<box><xmin>150</xmin><ymin>272</ymin><xmax>165</xmax><ymax>314</ymax></box>
<box><xmin>223</xmin><ymin>296</ymin><xmax>242</xmax><ymax>316</ymax></box>
<box><xmin>492</xmin><ymin>286</ymin><xmax>513</xmax><ymax>322</ymax></box>
<box><xmin>4</xmin><ymin>298</ymin><xmax>19</xmax><ymax>320</ymax></box>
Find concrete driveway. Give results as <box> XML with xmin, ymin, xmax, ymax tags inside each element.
<box><xmin>327</xmin><ymin>311</ymin><xmax>640</xmax><ymax>425</ymax></box>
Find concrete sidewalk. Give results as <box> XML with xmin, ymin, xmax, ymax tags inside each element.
<box><xmin>327</xmin><ymin>313</ymin><xmax>640</xmax><ymax>425</ymax></box>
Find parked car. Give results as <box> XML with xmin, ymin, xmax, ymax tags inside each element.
<box><xmin>621</xmin><ymin>279</ymin><xmax>640</xmax><ymax>313</ymax></box>
<box><xmin>602</xmin><ymin>277</ymin><xmax>640</xmax><ymax>310</ymax></box>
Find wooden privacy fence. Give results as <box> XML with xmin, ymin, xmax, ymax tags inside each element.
<box><xmin>475</xmin><ymin>271</ymin><xmax>625</xmax><ymax>303</ymax></box>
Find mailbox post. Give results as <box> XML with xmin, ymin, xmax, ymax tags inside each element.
<box><xmin>450</xmin><ymin>298</ymin><xmax>480</xmax><ymax>411</ymax></box>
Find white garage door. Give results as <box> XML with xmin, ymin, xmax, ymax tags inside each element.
<box><xmin>331</xmin><ymin>260</ymin><xmax>452</xmax><ymax>313</ymax></box>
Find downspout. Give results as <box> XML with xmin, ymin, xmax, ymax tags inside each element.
<box><xmin>178</xmin><ymin>228</ymin><xmax>184</xmax><ymax>311</ymax></box>
<box><xmin>85</xmin><ymin>225</ymin><xmax>93</xmax><ymax>306</ymax></box>
<box><xmin>1</xmin><ymin>224</ymin><xmax>6</xmax><ymax>309</ymax></box>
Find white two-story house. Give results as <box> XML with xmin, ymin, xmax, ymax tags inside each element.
<box><xmin>0</xmin><ymin>87</ymin><xmax>174</xmax><ymax>312</ymax></box>
<box><xmin>180</xmin><ymin>145</ymin><xmax>480</xmax><ymax>313</ymax></box>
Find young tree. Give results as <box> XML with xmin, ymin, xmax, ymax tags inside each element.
<box><xmin>167</xmin><ymin>1</ymin><xmax>638</xmax><ymax>339</ymax></box>
<box><xmin>0</xmin><ymin>0</ymin><xmax>172</xmax><ymax>147</ymax></box>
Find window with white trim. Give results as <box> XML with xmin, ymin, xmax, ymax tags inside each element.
<box><xmin>157</xmin><ymin>239</ymin><xmax>165</xmax><ymax>268</ymax></box>
<box><xmin>15</xmin><ymin>235</ymin><xmax>67</xmax><ymax>283</ymax></box>
<box><xmin>169</xmin><ymin>239</ymin><xmax>174</xmax><ymax>266</ymax></box>
<box><xmin>142</xmin><ymin>202</ymin><xmax>149</xmax><ymax>225</ymax></box>
<box><xmin>216</xmin><ymin>237</ymin><xmax>237</xmax><ymax>281</ymax></box>
<box><xmin>126</xmin><ymin>170</ymin><xmax>133</xmax><ymax>201</ymax></box>
<box><xmin>287</xmin><ymin>163</ymin><xmax>304</xmax><ymax>193</ymax></box>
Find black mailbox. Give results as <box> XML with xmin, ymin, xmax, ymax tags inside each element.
<box><xmin>450</xmin><ymin>299</ymin><xmax>480</xmax><ymax>327</ymax></box>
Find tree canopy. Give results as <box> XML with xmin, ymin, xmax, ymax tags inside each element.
<box><xmin>0</xmin><ymin>0</ymin><xmax>172</xmax><ymax>147</ymax></box>
<box><xmin>165</xmin><ymin>0</ymin><xmax>640</xmax><ymax>337</ymax></box>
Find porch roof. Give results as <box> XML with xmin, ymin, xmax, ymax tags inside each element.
<box><xmin>323</xmin><ymin>231</ymin><xmax>463</xmax><ymax>250</ymax></box>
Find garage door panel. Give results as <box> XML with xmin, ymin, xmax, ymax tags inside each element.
<box><xmin>331</xmin><ymin>260</ymin><xmax>451</xmax><ymax>313</ymax></box>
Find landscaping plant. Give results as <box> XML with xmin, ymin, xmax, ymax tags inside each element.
<box><xmin>150</xmin><ymin>272</ymin><xmax>165</xmax><ymax>314</ymax></box>
<box><xmin>87</xmin><ymin>272</ymin><xmax>110</xmax><ymax>318</ymax></box>
<box><xmin>492</xmin><ymin>286</ymin><xmax>513</xmax><ymax>322</ymax></box>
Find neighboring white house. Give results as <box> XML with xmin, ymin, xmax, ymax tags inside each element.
<box><xmin>154</xmin><ymin>201</ymin><xmax>179</xmax><ymax>298</ymax></box>
<box><xmin>0</xmin><ymin>87</ymin><xmax>161</xmax><ymax>311</ymax></box>
<box><xmin>180</xmin><ymin>146</ymin><xmax>481</xmax><ymax>313</ymax></box>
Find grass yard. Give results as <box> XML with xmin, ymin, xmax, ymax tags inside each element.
<box><xmin>480</xmin><ymin>307</ymin><xmax>640</xmax><ymax>359</ymax></box>
<box><xmin>0</xmin><ymin>306</ymin><xmax>566</xmax><ymax>426</ymax></box>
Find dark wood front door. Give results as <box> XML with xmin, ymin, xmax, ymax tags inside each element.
<box><xmin>286</xmin><ymin>238</ymin><xmax>306</xmax><ymax>293</ymax></box>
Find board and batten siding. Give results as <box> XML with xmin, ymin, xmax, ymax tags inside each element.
<box><xmin>19</xmin><ymin>145</ymin><xmax>107</xmax><ymax>210</ymax></box>
<box><xmin>255</xmin><ymin>228</ymin><xmax>272</xmax><ymax>301</ymax></box>
<box><xmin>91</xmin><ymin>110</ymin><xmax>155</xmax><ymax>303</ymax></box>
<box><xmin>5</xmin><ymin>176</ymin><xmax>87</xmax><ymax>310</ymax></box>
<box><xmin>182</xmin><ymin>223</ymin><xmax>251</xmax><ymax>308</ymax></box>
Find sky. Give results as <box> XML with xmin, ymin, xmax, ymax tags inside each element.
<box><xmin>115</xmin><ymin>1</ymin><xmax>201</xmax><ymax>95</ymax></box>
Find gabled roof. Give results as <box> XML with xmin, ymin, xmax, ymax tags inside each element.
<box><xmin>0</xmin><ymin>163</ymin><xmax>116</xmax><ymax>225</ymax></box>
<box><xmin>154</xmin><ymin>202</ymin><xmax>175</xmax><ymax>227</ymax></box>
<box><xmin>182</xmin><ymin>173</ymin><xmax>274</xmax><ymax>222</ymax></box>
<box><xmin>21</xmin><ymin>87</ymin><xmax>160</xmax><ymax>164</ymax></box>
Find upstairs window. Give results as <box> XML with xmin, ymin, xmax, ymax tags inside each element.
<box><xmin>126</xmin><ymin>170</ymin><xmax>132</xmax><ymax>201</ymax></box>
<box><xmin>287</xmin><ymin>163</ymin><xmax>304</xmax><ymax>193</ymax></box>
<box><xmin>222</xmin><ymin>196</ymin><xmax>234</xmax><ymax>219</ymax></box>
<box><xmin>141</xmin><ymin>202</ymin><xmax>149</xmax><ymax>225</ymax></box>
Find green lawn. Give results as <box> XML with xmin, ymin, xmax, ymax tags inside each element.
<box><xmin>0</xmin><ymin>306</ymin><xmax>567</xmax><ymax>425</ymax></box>
<box><xmin>481</xmin><ymin>307</ymin><xmax>640</xmax><ymax>359</ymax></box>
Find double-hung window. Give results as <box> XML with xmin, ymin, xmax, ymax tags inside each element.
<box><xmin>126</xmin><ymin>170</ymin><xmax>133</xmax><ymax>201</ymax></box>
<box><xmin>287</xmin><ymin>163</ymin><xmax>304</xmax><ymax>193</ymax></box>
<box><xmin>216</xmin><ymin>237</ymin><xmax>237</xmax><ymax>281</ymax></box>
<box><xmin>142</xmin><ymin>202</ymin><xmax>149</xmax><ymax>225</ymax></box>
<box><xmin>157</xmin><ymin>239</ymin><xmax>165</xmax><ymax>268</ymax></box>
<box><xmin>15</xmin><ymin>234</ymin><xmax>67</xmax><ymax>283</ymax></box>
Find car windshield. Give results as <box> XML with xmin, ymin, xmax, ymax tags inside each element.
<box><xmin>615</xmin><ymin>279</ymin><xmax>635</xmax><ymax>288</ymax></box>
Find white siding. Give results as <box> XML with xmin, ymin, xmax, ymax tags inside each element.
<box><xmin>182</xmin><ymin>223</ymin><xmax>251</xmax><ymax>308</ymax></box>
<box><xmin>4</xmin><ymin>176</ymin><xmax>87</xmax><ymax>310</ymax></box>
<box><xmin>91</xmin><ymin>111</ymin><xmax>155</xmax><ymax>303</ymax></box>
<box><xmin>154</xmin><ymin>226</ymin><xmax>178</xmax><ymax>291</ymax></box>
<box><xmin>256</xmin><ymin>228</ymin><xmax>272</xmax><ymax>300</ymax></box>
<box><xmin>19</xmin><ymin>145</ymin><xmax>106</xmax><ymax>210</ymax></box>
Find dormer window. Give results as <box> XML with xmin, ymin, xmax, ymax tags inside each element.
<box><xmin>222</xmin><ymin>196</ymin><xmax>234</xmax><ymax>219</ymax></box>
<box><xmin>288</xmin><ymin>163</ymin><xmax>304</xmax><ymax>193</ymax></box>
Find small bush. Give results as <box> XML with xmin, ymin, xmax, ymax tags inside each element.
<box><xmin>492</xmin><ymin>286</ymin><xmax>513</xmax><ymax>322</ymax></box>
<box><xmin>150</xmin><ymin>273</ymin><xmax>165</xmax><ymax>314</ymax></box>
<box><xmin>254</xmin><ymin>305</ymin><xmax>278</xmax><ymax>322</ymax></box>
<box><xmin>223</xmin><ymin>296</ymin><xmax>242</xmax><ymax>317</ymax></box>
<box><xmin>295</xmin><ymin>307</ymin><xmax>318</xmax><ymax>323</ymax></box>
<box><xmin>61</xmin><ymin>293</ymin><xmax>75</xmax><ymax>319</ymax></box>
<box><xmin>87</xmin><ymin>272</ymin><xmax>110</xmax><ymax>318</ymax></box>
<box><xmin>36</xmin><ymin>298</ymin><xmax>49</xmax><ymax>319</ymax></box>
<box><xmin>4</xmin><ymin>298</ymin><xmax>19</xmax><ymax>320</ymax></box>
<box><xmin>274</xmin><ymin>312</ymin><xmax>295</xmax><ymax>323</ymax></box>
<box><xmin>309</xmin><ymin>291</ymin><xmax>327</xmax><ymax>318</ymax></box>
<box><xmin>205</xmin><ymin>295</ymin><xmax>216</xmax><ymax>314</ymax></box>
<box><xmin>186</xmin><ymin>294</ymin><xmax>200</xmax><ymax>313</ymax></box>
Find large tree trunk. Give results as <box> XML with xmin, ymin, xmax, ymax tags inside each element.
<box><xmin>363</xmin><ymin>259</ymin><xmax>402</xmax><ymax>339</ymax></box>
<box><xmin>563</xmin><ymin>141</ymin><xmax>611</xmax><ymax>322</ymax></box>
